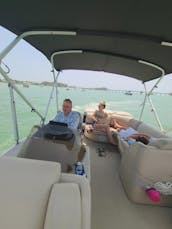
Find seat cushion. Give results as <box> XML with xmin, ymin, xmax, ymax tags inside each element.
<box><xmin>0</xmin><ymin>157</ymin><xmax>61</xmax><ymax>229</ymax></box>
<box><xmin>44</xmin><ymin>183</ymin><xmax>81</xmax><ymax>229</ymax></box>
<box><xmin>128</xmin><ymin>119</ymin><xmax>142</xmax><ymax>130</ymax></box>
<box><xmin>61</xmin><ymin>173</ymin><xmax>91</xmax><ymax>229</ymax></box>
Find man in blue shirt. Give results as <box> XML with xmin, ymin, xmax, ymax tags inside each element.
<box><xmin>53</xmin><ymin>98</ymin><xmax>80</xmax><ymax>129</ymax></box>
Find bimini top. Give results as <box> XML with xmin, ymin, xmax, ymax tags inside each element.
<box><xmin>0</xmin><ymin>0</ymin><xmax>172</xmax><ymax>82</ymax></box>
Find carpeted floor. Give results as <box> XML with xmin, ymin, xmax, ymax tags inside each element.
<box><xmin>84</xmin><ymin>138</ymin><xmax>172</xmax><ymax>229</ymax></box>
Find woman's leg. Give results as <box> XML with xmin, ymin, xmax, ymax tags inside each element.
<box><xmin>91</xmin><ymin>124</ymin><xmax>117</xmax><ymax>145</ymax></box>
<box><xmin>105</xmin><ymin>126</ymin><xmax>117</xmax><ymax>145</ymax></box>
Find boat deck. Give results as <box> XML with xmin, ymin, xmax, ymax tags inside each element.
<box><xmin>3</xmin><ymin>137</ymin><xmax>172</xmax><ymax>228</ymax></box>
<box><xmin>84</xmin><ymin>138</ymin><xmax>172</xmax><ymax>229</ymax></box>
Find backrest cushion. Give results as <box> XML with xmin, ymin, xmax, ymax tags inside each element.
<box><xmin>85</xmin><ymin>110</ymin><xmax>132</xmax><ymax>124</ymax></box>
<box><xmin>0</xmin><ymin>157</ymin><xmax>61</xmax><ymax>229</ymax></box>
<box><xmin>75</xmin><ymin>111</ymin><xmax>83</xmax><ymax>129</ymax></box>
<box><xmin>18</xmin><ymin>134</ymin><xmax>80</xmax><ymax>172</ymax></box>
<box><xmin>149</xmin><ymin>138</ymin><xmax>172</xmax><ymax>149</ymax></box>
<box><xmin>110</xmin><ymin>114</ymin><xmax>132</xmax><ymax>127</ymax></box>
<box><xmin>137</xmin><ymin>123</ymin><xmax>167</xmax><ymax>138</ymax></box>
<box><xmin>128</xmin><ymin>119</ymin><xmax>142</xmax><ymax>130</ymax></box>
<box><xmin>44</xmin><ymin>183</ymin><xmax>81</xmax><ymax>229</ymax></box>
<box><xmin>85</xmin><ymin>110</ymin><xmax>95</xmax><ymax>123</ymax></box>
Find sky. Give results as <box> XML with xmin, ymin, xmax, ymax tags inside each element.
<box><xmin>0</xmin><ymin>25</ymin><xmax>172</xmax><ymax>93</ymax></box>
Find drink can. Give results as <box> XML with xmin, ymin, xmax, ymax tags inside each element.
<box><xmin>75</xmin><ymin>162</ymin><xmax>86</xmax><ymax>176</ymax></box>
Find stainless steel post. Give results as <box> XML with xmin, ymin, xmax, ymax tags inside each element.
<box><xmin>8</xmin><ymin>84</ymin><xmax>19</xmax><ymax>144</ymax></box>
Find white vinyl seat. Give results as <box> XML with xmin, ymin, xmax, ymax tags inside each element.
<box><xmin>0</xmin><ymin>156</ymin><xmax>91</xmax><ymax>229</ymax></box>
<box><xmin>118</xmin><ymin>119</ymin><xmax>172</xmax><ymax>206</ymax></box>
<box><xmin>119</xmin><ymin>140</ymin><xmax>172</xmax><ymax>206</ymax></box>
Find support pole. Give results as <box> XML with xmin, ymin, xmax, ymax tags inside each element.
<box><xmin>147</xmin><ymin>95</ymin><xmax>164</xmax><ymax>131</ymax></box>
<box><xmin>50</xmin><ymin>50</ymin><xmax>83</xmax><ymax>113</ymax></box>
<box><xmin>0</xmin><ymin>66</ymin><xmax>44</xmax><ymax>121</ymax></box>
<box><xmin>53</xmin><ymin>70</ymin><xmax>60</xmax><ymax>113</ymax></box>
<box><xmin>138</xmin><ymin>59</ymin><xmax>165</xmax><ymax>131</ymax></box>
<box><xmin>43</xmin><ymin>72</ymin><xmax>60</xmax><ymax>122</ymax></box>
<box><xmin>139</xmin><ymin>83</ymin><xmax>147</xmax><ymax>121</ymax></box>
<box><xmin>139</xmin><ymin>84</ymin><xmax>164</xmax><ymax>131</ymax></box>
<box><xmin>8</xmin><ymin>84</ymin><xmax>19</xmax><ymax>144</ymax></box>
<box><xmin>55</xmin><ymin>72</ymin><xmax>60</xmax><ymax>113</ymax></box>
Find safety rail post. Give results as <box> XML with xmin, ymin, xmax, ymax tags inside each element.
<box><xmin>139</xmin><ymin>88</ymin><xmax>164</xmax><ymax>131</ymax></box>
<box><xmin>43</xmin><ymin>71</ymin><xmax>60</xmax><ymax>122</ymax></box>
<box><xmin>8</xmin><ymin>83</ymin><xmax>19</xmax><ymax>144</ymax></box>
<box><xmin>0</xmin><ymin>66</ymin><xmax>44</xmax><ymax>122</ymax></box>
<box><xmin>139</xmin><ymin>83</ymin><xmax>147</xmax><ymax>121</ymax></box>
<box><xmin>147</xmin><ymin>95</ymin><xmax>164</xmax><ymax>131</ymax></box>
<box><xmin>51</xmin><ymin>68</ymin><xmax>60</xmax><ymax>113</ymax></box>
<box><xmin>55</xmin><ymin>71</ymin><xmax>60</xmax><ymax>113</ymax></box>
<box><xmin>138</xmin><ymin>60</ymin><xmax>165</xmax><ymax>132</ymax></box>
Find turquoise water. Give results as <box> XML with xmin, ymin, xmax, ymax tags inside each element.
<box><xmin>0</xmin><ymin>83</ymin><xmax>172</xmax><ymax>153</ymax></box>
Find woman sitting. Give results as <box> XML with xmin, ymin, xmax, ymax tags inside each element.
<box><xmin>92</xmin><ymin>101</ymin><xmax>108</xmax><ymax>124</ymax></box>
<box><xmin>85</xmin><ymin>101</ymin><xmax>117</xmax><ymax>144</ymax></box>
<box><xmin>85</xmin><ymin>109</ymin><xmax>119</xmax><ymax>145</ymax></box>
<box><xmin>85</xmin><ymin>101</ymin><xmax>108</xmax><ymax>130</ymax></box>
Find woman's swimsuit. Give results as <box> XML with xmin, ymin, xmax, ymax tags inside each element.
<box><xmin>95</xmin><ymin>112</ymin><xmax>106</xmax><ymax>119</ymax></box>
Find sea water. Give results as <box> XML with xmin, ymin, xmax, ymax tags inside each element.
<box><xmin>0</xmin><ymin>83</ymin><xmax>172</xmax><ymax>153</ymax></box>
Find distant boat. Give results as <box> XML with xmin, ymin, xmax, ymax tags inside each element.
<box><xmin>125</xmin><ymin>91</ymin><xmax>132</xmax><ymax>95</ymax></box>
<box><xmin>23</xmin><ymin>81</ymin><xmax>30</xmax><ymax>88</ymax></box>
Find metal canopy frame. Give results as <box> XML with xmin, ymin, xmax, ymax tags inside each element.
<box><xmin>138</xmin><ymin>60</ymin><xmax>165</xmax><ymax>132</ymax></box>
<box><xmin>51</xmin><ymin>50</ymin><xmax>83</xmax><ymax>112</ymax></box>
<box><xmin>0</xmin><ymin>30</ymin><xmax>76</xmax><ymax>144</ymax></box>
<box><xmin>51</xmin><ymin>50</ymin><xmax>167</xmax><ymax>132</ymax></box>
<box><xmin>0</xmin><ymin>30</ymin><xmax>171</xmax><ymax>144</ymax></box>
